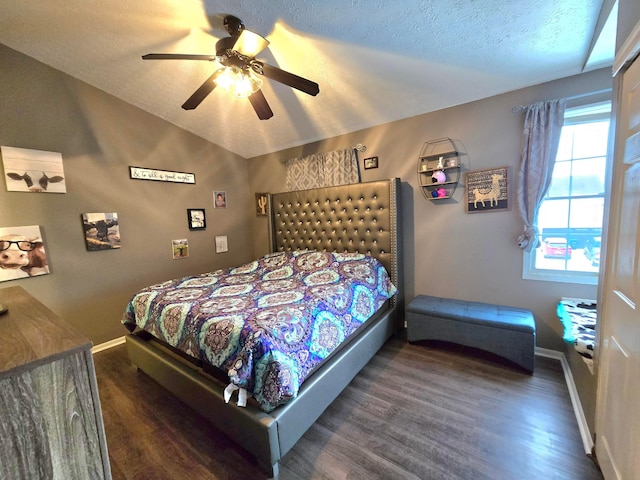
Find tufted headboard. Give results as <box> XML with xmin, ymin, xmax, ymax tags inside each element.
<box><xmin>267</xmin><ymin>178</ymin><xmax>403</xmax><ymax>312</ymax></box>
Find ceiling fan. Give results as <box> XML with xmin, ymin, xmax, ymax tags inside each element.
<box><xmin>142</xmin><ymin>15</ymin><xmax>319</xmax><ymax>120</ymax></box>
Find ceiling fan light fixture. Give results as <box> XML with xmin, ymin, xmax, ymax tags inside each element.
<box><xmin>233</xmin><ymin>29</ymin><xmax>270</xmax><ymax>57</ymax></box>
<box><xmin>213</xmin><ymin>66</ymin><xmax>237</xmax><ymax>91</ymax></box>
<box><xmin>215</xmin><ymin>66</ymin><xmax>262</xmax><ymax>98</ymax></box>
<box><xmin>233</xmin><ymin>70</ymin><xmax>263</xmax><ymax>98</ymax></box>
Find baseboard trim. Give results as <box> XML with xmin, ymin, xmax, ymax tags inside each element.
<box><xmin>92</xmin><ymin>336</ymin><xmax>126</xmax><ymax>354</ymax></box>
<box><xmin>535</xmin><ymin>347</ymin><xmax>594</xmax><ymax>454</ymax></box>
<box><xmin>534</xmin><ymin>346</ymin><xmax>564</xmax><ymax>360</ymax></box>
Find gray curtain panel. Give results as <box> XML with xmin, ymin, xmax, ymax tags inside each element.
<box><xmin>517</xmin><ymin>99</ymin><xmax>567</xmax><ymax>251</ymax></box>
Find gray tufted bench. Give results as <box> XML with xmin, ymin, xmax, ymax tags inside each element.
<box><xmin>406</xmin><ymin>295</ymin><xmax>536</xmax><ymax>373</ymax></box>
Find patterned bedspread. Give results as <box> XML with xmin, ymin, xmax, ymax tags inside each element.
<box><xmin>122</xmin><ymin>250</ymin><xmax>397</xmax><ymax>412</ymax></box>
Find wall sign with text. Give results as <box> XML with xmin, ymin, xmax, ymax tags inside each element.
<box><xmin>129</xmin><ymin>166</ymin><xmax>195</xmax><ymax>184</ymax></box>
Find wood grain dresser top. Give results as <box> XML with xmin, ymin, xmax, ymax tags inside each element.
<box><xmin>0</xmin><ymin>285</ymin><xmax>91</xmax><ymax>376</ymax></box>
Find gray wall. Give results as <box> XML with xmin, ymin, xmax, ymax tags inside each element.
<box><xmin>0</xmin><ymin>44</ymin><xmax>254</xmax><ymax>344</ymax></box>
<box><xmin>248</xmin><ymin>67</ymin><xmax>612</xmax><ymax>351</ymax></box>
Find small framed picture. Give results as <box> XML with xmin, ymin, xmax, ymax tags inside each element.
<box><xmin>187</xmin><ymin>209</ymin><xmax>206</xmax><ymax>230</ymax></box>
<box><xmin>172</xmin><ymin>239</ymin><xmax>189</xmax><ymax>259</ymax></box>
<box><xmin>214</xmin><ymin>191</ymin><xmax>227</xmax><ymax>208</ymax></box>
<box><xmin>81</xmin><ymin>212</ymin><xmax>121</xmax><ymax>251</ymax></box>
<box><xmin>256</xmin><ymin>193</ymin><xmax>268</xmax><ymax>216</ymax></box>
<box><xmin>364</xmin><ymin>156</ymin><xmax>379</xmax><ymax>170</ymax></box>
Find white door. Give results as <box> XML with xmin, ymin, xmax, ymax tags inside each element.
<box><xmin>595</xmin><ymin>52</ymin><xmax>640</xmax><ymax>479</ymax></box>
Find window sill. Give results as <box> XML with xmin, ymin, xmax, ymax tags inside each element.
<box><xmin>523</xmin><ymin>269</ymin><xmax>598</xmax><ymax>285</ymax></box>
<box><xmin>522</xmin><ymin>255</ymin><xmax>599</xmax><ymax>285</ymax></box>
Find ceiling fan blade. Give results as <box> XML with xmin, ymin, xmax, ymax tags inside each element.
<box><xmin>248</xmin><ymin>90</ymin><xmax>274</xmax><ymax>120</ymax></box>
<box><xmin>181</xmin><ymin>70</ymin><xmax>222</xmax><ymax>110</ymax></box>
<box><xmin>233</xmin><ymin>29</ymin><xmax>270</xmax><ymax>58</ymax></box>
<box><xmin>142</xmin><ymin>53</ymin><xmax>216</xmax><ymax>61</ymax></box>
<box><xmin>251</xmin><ymin>61</ymin><xmax>319</xmax><ymax>96</ymax></box>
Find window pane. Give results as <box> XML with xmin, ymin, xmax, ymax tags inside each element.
<box><xmin>547</xmin><ymin>161</ymin><xmax>571</xmax><ymax>197</ymax></box>
<box><xmin>538</xmin><ymin>199</ymin><xmax>569</xmax><ymax>229</ymax></box>
<box><xmin>535</xmin><ymin>252</ymin><xmax>570</xmax><ymax>270</ymax></box>
<box><xmin>556</xmin><ymin>129</ymin><xmax>574</xmax><ymax>161</ymax></box>
<box><xmin>571</xmin><ymin>121</ymin><xmax>609</xmax><ymax>158</ymax></box>
<box><xmin>569</xmin><ymin>197</ymin><xmax>605</xmax><ymax>229</ymax></box>
<box><xmin>571</xmin><ymin>158</ymin><xmax>606</xmax><ymax>195</ymax></box>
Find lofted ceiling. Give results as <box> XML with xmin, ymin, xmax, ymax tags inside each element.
<box><xmin>0</xmin><ymin>1</ymin><xmax>616</xmax><ymax>158</ymax></box>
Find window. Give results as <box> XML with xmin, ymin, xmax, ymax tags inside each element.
<box><xmin>523</xmin><ymin>101</ymin><xmax>610</xmax><ymax>284</ymax></box>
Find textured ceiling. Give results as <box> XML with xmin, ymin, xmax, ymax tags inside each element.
<box><xmin>0</xmin><ymin>0</ymin><xmax>615</xmax><ymax>158</ymax></box>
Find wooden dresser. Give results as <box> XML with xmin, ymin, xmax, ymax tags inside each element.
<box><xmin>0</xmin><ymin>286</ymin><xmax>111</xmax><ymax>479</ymax></box>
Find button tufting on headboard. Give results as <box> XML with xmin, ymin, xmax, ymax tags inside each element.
<box><xmin>268</xmin><ymin>179</ymin><xmax>402</xmax><ymax>309</ymax></box>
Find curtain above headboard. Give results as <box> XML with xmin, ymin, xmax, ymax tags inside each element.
<box><xmin>284</xmin><ymin>148</ymin><xmax>360</xmax><ymax>191</ymax></box>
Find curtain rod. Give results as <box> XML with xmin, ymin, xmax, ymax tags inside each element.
<box><xmin>353</xmin><ymin>143</ymin><xmax>367</xmax><ymax>152</ymax></box>
<box><xmin>511</xmin><ymin>88</ymin><xmax>613</xmax><ymax>114</ymax></box>
<box><xmin>279</xmin><ymin>144</ymin><xmax>367</xmax><ymax>164</ymax></box>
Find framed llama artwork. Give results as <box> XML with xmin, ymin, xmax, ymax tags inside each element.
<box><xmin>466</xmin><ymin>167</ymin><xmax>510</xmax><ymax>213</ymax></box>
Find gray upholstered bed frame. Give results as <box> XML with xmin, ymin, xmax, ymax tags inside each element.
<box><xmin>125</xmin><ymin>178</ymin><xmax>403</xmax><ymax>478</ymax></box>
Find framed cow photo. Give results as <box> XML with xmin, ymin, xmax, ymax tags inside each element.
<box><xmin>0</xmin><ymin>225</ymin><xmax>50</xmax><ymax>282</ymax></box>
<box><xmin>81</xmin><ymin>212</ymin><xmax>121</xmax><ymax>251</ymax></box>
<box><xmin>1</xmin><ymin>146</ymin><xmax>67</xmax><ymax>193</ymax></box>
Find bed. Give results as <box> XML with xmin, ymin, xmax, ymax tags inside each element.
<box><xmin>122</xmin><ymin>178</ymin><xmax>403</xmax><ymax>477</ymax></box>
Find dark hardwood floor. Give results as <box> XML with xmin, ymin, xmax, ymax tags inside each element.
<box><xmin>94</xmin><ymin>335</ymin><xmax>603</xmax><ymax>479</ymax></box>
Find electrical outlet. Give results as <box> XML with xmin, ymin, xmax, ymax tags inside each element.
<box><xmin>215</xmin><ymin>235</ymin><xmax>228</xmax><ymax>253</ymax></box>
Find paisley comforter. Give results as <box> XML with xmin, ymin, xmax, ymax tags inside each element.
<box><xmin>122</xmin><ymin>250</ymin><xmax>397</xmax><ymax>412</ymax></box>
